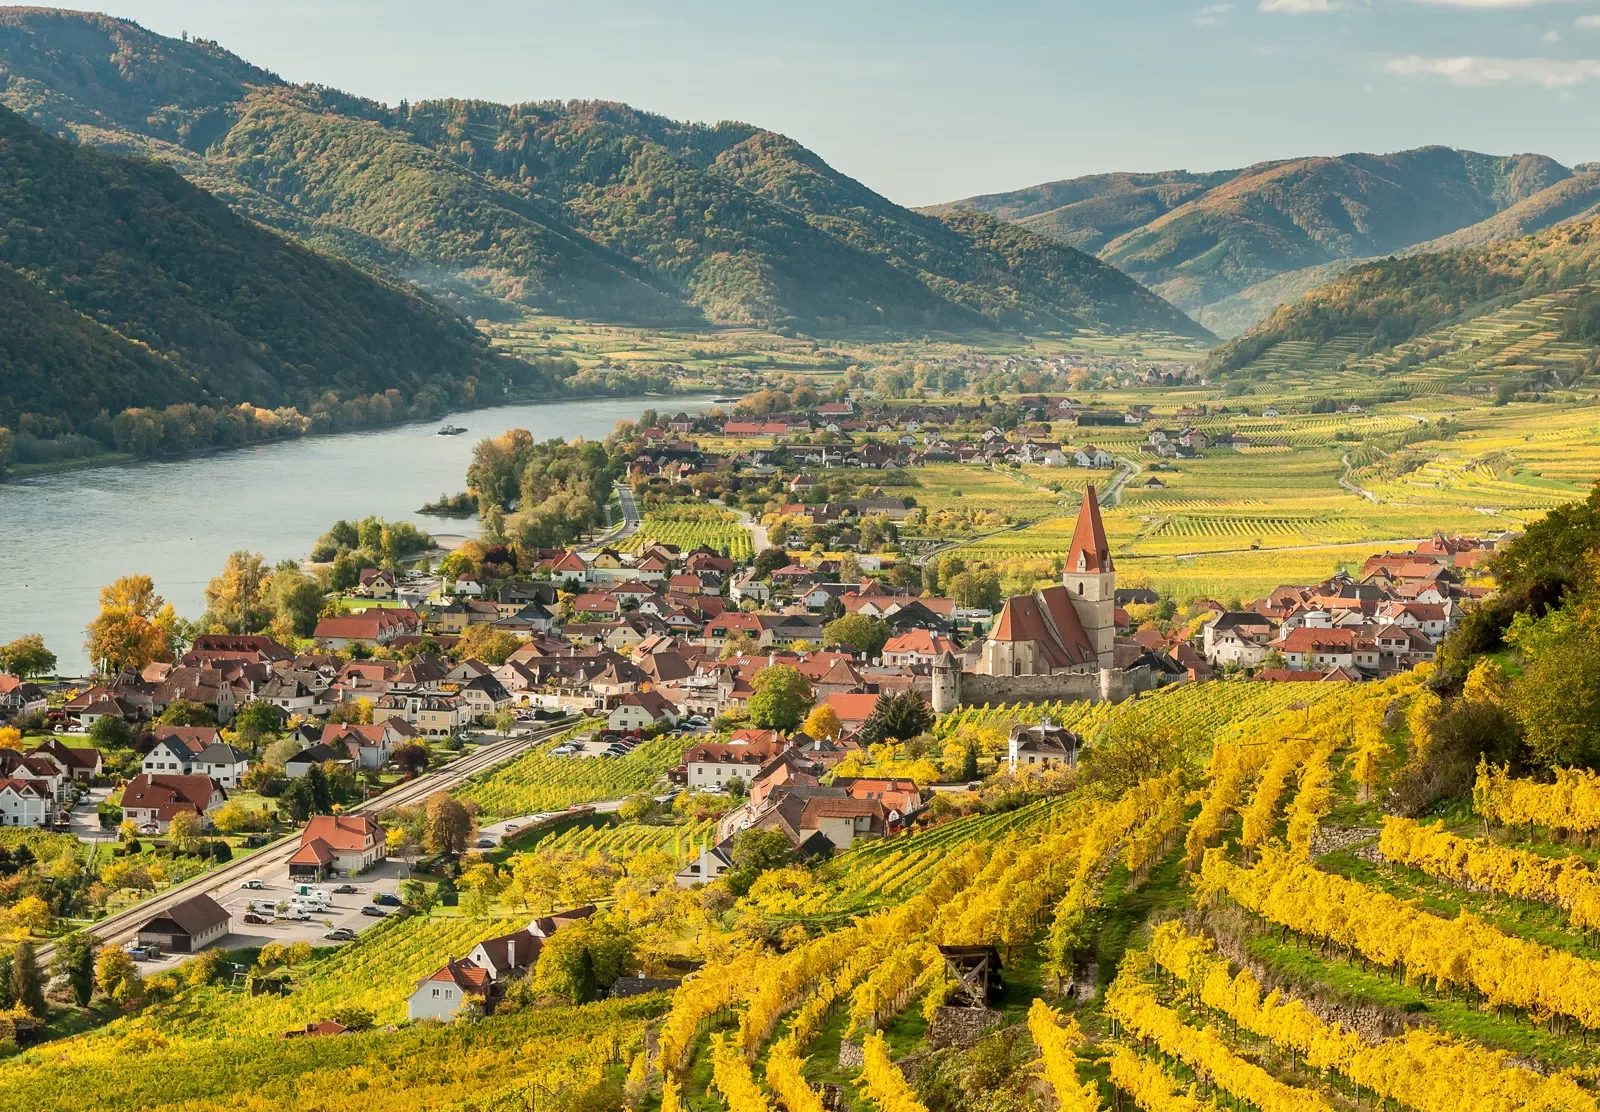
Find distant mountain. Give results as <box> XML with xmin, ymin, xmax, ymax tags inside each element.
<box><xmin>1203</xmin><ymin>215</ymin><xmax>1600</xmax><ymax>380</ymax></box>
<box><xmin>932</xmin><ymin>148</ymin><xmax>1597</xmax><ymax>336</ymax></box>
<box><xmin>0</xmin><ymin>9</ymin><xmax>1210</xmax><ymax>340</ymax></box>
<box><xmin>0</xmin><ymin>103</ymin><xmax>519</xmax><ymax>428</ymax></box>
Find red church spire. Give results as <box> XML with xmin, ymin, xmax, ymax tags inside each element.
<box><xmin>1066</xmin><ymin>485</ymin><xmax>1112</xmax><ymax>573</ymax></box>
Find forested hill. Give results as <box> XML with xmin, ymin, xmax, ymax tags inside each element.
<box><xmin>1202</xmin><ymin>214</ymin><xmax>1600</xmax><ymax>380</ymax></box>
<box><xmin>0</xmin><ymin>102</ymin><xmax>523</xmax><ymax>429</ymax></box>
<box><xmin>929</xmin><ymin>148</ymin><xmax>1595</xmax><ymax>335</ymax></box>
<box><xmin>0</xmin><ymin>9</ymin><xmax>1210</xmax><ymax>339</ymax></box>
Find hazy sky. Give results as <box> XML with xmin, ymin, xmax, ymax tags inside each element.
<box><xmin>82</xmin><ymin>1</ymin><xmax>1600</xmax><ymax>205</ymax></box>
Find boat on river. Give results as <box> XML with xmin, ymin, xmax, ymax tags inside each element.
<box><xmin>436</xmin><ymin>424</ymin><xmax>468</xmax><ymax>436</ymax></box>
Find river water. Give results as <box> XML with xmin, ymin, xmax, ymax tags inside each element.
<box><xmin>0</xmin><ymin>397</ymin><xmax>712</xmax><ymax>674</ymax></box>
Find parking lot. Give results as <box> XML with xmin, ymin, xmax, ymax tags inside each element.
<box><xmin>131</xmin><ymin>859</ymin><xmax>413</xmax><ymax>975</ymax></box>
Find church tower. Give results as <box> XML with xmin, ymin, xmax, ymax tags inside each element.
<box><xmin>1062</xmin><ymin>485</ymin><xmax>1116</xmax><ymax>671</ymax></box>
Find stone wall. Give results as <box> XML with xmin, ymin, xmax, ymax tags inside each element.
<box><xmin>958</xmin><ymin>669</ymin><xmax>1119</xmax><ymax>707</ymax></box>
<box><xmin>928</xmin><ymin>1005</ymin><xmax>1004</xmax><ymax>1049</ymax></box>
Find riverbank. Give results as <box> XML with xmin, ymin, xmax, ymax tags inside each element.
<box><xmin>0</xmin><ymin>396</ymin><xmax>717</xmax><ymax>673</ymax></box>
<box><xmin>0</xmin><ymin>389</ymin><xmax>715</xmax><ymax>484</ymax></box>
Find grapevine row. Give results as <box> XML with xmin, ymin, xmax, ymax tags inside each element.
<box><xmin>1198</xmin><ymin>844</ymin><xmax>1600</xmax><ymax>1029</ymax></box>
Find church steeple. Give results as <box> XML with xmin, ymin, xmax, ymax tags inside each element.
<box><xmin>1065</xmin><ymin>485</ymin><xmax>1112</xmax><ymax>575</ymax></box>
<box><xmin>1062</xmin><ymin>485</ymin><xmax>1116</xmax><ymax>670</ymax></box>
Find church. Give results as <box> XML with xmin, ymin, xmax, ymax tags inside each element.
<box><xmin>978</xmin><ymin>485</ymin><xmax>1116</xmax><ymax>677</ymax></box>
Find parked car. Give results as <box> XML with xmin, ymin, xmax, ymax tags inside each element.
<box><xmin>238</xmin><ymin>879</ymin><xmax>265</xmax><ymax>890</ymax></box>
<box><xmin>372</xmin><ymin>893</ymin><xmax>402</xmax><ymax>907</ymax></box>
<box><xmin>360</xmin><ymin>906</ymin><xmax>388</xmax><ymax>918</ymax></box>
<box><xmin>475</xmin><ymin>838</ymin><xmax>495</xmax><ymax>849</ymax></box>
<box><xmin>331</xmin><ymin>884</ymin><xmax>358</xmax><ymax>894</ymax></box>
<box><xmin>242</xmin><ymin>912</ymin><xmax>269</xmax><ymax>925</ymax></box>
<box><xmin>324</xmin><ymin>927</ymin><xmax>356</xmax><ymax>940</ymax></box>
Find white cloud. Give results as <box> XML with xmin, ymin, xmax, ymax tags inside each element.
<box><xmin>1259</xmin><ymin>0</ymin><xmax>1346</xmax><ymax>11</ymax></box>
<box><xmin>1384</xmin><ymin>53</ymin><xmax>1600</xmax><ymax>86</ymax></box>
<box><xmin>1194</xmin><ymin>3</ymin><xmax>1234</xmax><ymax>24</ymax></box>
<box><xmin>1579</xmin><ymin>14</ymin><xmax>1600</xmax><ymax>27</ymax></box>
<box><xmin>1544</xmin><ymin>29</ymin><xmax>1564</xmax><ymax>40</ymax></box>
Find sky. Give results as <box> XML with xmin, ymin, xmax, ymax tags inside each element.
<box><xmin>79</xmin><ymin>0</ymin><xmax>1600</xmax><ymax>206</ymax></box>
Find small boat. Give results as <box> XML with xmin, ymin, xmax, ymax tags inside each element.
<box><xmin>436</xmin><ymin>424</ymin><xmax>468</xmax><ymax>436</ymax></box>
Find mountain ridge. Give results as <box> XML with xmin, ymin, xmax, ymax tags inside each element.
<box><xmin>0</xmin><ymin>8</ymin><xmax>1211</xmax><ymax>340</ymax></box>
<box><xmin>931</xmin><ymin>147</ymin><xmax>1596</xmax><ymax>335</ymax></box>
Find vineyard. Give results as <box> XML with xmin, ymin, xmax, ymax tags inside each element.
<box><xmin>454</xmin><ymin>732</ymin><xmax>683</xmax><ymax>817</ymax></box>
<box><xmin>16</xmin><ymin>646</ymin><xmax>1600</xmax><ymax>1111</ymax></box>
<box><xmin>135</xmin><ymin>912</ymin><xmax>529</xmax><ymax>1038</ymax></box>
<box><xmin>512</xmin><ymin>815</ymin><xmax>721</xmax><ymax>859</ymax></box>
<box><xmin>616</xmin><ymin>505</ymin><xmax>753</xmax><ymax>560</ymax></box>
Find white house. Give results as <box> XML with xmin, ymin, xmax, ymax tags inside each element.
<box><xmin>607</xmin><ymin>690</ymin><xmax>679</xmax><ymax>731</ymax></box>
<box><xmin>0</xmin><ymin>779</ymin><xmax>52</xmax><ymax>827</ymax></box>
<box><xmin>1075</xmin><ymin>445</ymin><xmax>1114</xmax><ymax>469</ymax></box>
<box><xmin>674</xmin><ymin>844</ymin><xmax>734</xmax><ymax>888</ymax></box>
<box><xmin>407</xmin><ymin>958</ymin><xmax>491</xmax><ymax>1021</ymax></box>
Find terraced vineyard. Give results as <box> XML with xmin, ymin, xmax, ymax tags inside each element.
<box><xmin>513</xmin><ymin>816</ymin><xmax>720</xmax><ymax>859</ymax></box>
<box><xmin>455</xmin><ymin>733</ymin><xmax>682</xmax><ymax>817</ymax></box>
<box><xmin>617</xmin><ymin>505</ymin><xmax>753</xmax><ymax>559</ymax></box>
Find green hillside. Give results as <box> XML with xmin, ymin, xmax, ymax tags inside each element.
<box><xmin>0</xmin><ymin>103</ymin><xmax>520</xmax><ymax>428</ymax></box>
<box><xmin>0</xmin><ymin>9</ymin><xmax>1209</xmax><ymax>339</ymax></box>
<box><xmin>1203</xmin><ymin>215</ymin><xmax>1600</xmax><ymax>385</ymax></box>
<box><xmin>935</xmin><ymin>148</ymin><xmax>1595</xmax><ymax>335</ymax></box>
<box><xmin>921</xmin><ymin>168</ymin><xmax>1245</xmax><ymax>253</ymax></box>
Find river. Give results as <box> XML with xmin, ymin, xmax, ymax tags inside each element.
<box><xmin>0</xmin><ymin>396</ymin><xmax>713</xmax><ymax>674</ymax></box>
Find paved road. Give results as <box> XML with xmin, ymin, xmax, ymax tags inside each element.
<box><xmin>728</xmin><ymin>507</ymin><xmax>770</xmax><ymax>554</ymax></box>
<box><xmin>583</xmin><ymin>483</ymin><xmax>641</xmax><ymax>551</ymax></box>
<box><xmin>40</xmin><ymin>718</ymin><xmax>577</xmax><ymax>965</ymax></box>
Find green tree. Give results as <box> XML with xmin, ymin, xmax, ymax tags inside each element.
<box><xmin>232</xmin><ymin>699</ymin><xmax>284</xmax><ymax>744</ymax></box>
<box><xmin>725</xmin><ymin>828</ymin><xmax>798</xmax><ymax>896</ymax></box>
<box><xmin>860</xmin><ymin>691</ymin><xmax>934</xmax><ymax>744</ymax></box>
<box><xmin>0</xmin><ymin>634</ymin><xmax>56</xmax><ymax>678</ymax></box>
<box><xmin>617</xmin><ymin>794</ymin><xmax>656</xmax><ymax>823</ymax></box>
<box><xmin>753</xmin><ymin>547</ymin><xmax>790</xmax><ymax>580</ymax></box>
<box><xmin>49</xmin><ymin>933</ymin><xmax>98</xmax><ymax>1007</ymax></box>
<box><xmin>399</xmin><ymin>878</ymin><xmax>438</xmax><ymax>914</ymax></box>
<box><xmin>156</xmin><ymin>698</ymin><xmax>216</xmax><ymax>727</ymax></box>
<box><xmin>89</xmin><ymin>714</ymin><xmax>133</xmax><ymax>748</ymax></box>
<box><xmin>531</xmin><ymin>914</ymin><xmax>633</xmax><ymax>1003</ymax></box>
<box><xmin>823</xmin><ymin>614</ymin><xmax>891</xmax><ymax>657</ymax></box>
<box><xmin>264</xmin><ymin>566</ymin><xmax>326</xmax><ymax>638</ymax></box>
<box><xmin>1511</xmin><ymin>624</ymin><xmax>1600</xmax><ymax>767</ymax></box>
<box><xmin>962</xmin><ymin>741</ymin><xmax>980</xmax><ymax>782</ymax></box>
<box><xmin>747</xmin><ymin>665</ymin><xmax>813</xmax><ymax>731</ymax></box>
<box><xmin>10</xmin><ymin>941</ymin><xmax>46</xmax><ymax>1018</ymax></box>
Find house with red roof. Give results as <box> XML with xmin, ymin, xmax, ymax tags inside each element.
<box><xmin>312</xmin><ymin>611</ymin><xmax>407</xmax><ymax>649</ymax></box>
<box><xmin>608</xmin><ymin>690</ymin><xmax>680</xmax><ymax>731</ymax></box>
<box><xmin>288</xmin><ymin>814</ymin><xmax>386</xmax><ymax>880</ymax></box>
<box><xmin>121</xmin><ymin>773</ymin><xmax>226</xmax><ymax>832</ymax></box>
<box><xmin>880</xmin><ymin>630</ymin><xmax>958</xmax><ymax>668</ymax></box>
<box><xmin>408</xmin><ymin>957</ymin><xmax>494</xmax><ymax>1021</ymax></box>
<box><xmin>826</xmin><ymin>692</ymin><xmax>882</xmax><ymax>732</ymax></box>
